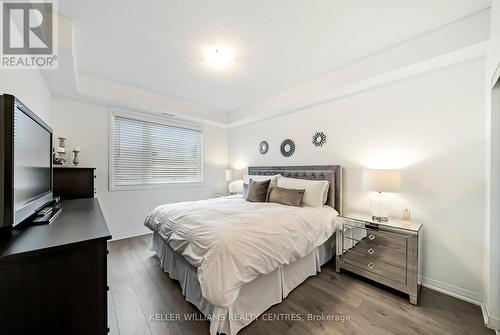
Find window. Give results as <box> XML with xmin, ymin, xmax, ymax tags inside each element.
<box><xmin>110</xmin><ymin>110</ymin><xmax>203</xmax><ymax>190</ymax></box>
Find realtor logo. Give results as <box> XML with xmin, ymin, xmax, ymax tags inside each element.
<box><xmin>1</xmin><ymin>0</ymin><xmax>58</xmax><ymax>69</ymax></box>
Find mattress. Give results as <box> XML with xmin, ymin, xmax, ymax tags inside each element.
<box><xmin>152</xmin><ymin>231</ymin><xmax>336</xmax><ymax>335</ymax></box>
<box><xmin>144</xmin><ymin>195</ymin><xmax>339</xmax><ymax>308</ymax></box>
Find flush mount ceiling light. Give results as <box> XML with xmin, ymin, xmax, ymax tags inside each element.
<box><xmin>204</xmin><ymin>45</ymin><xmax>234</xmax><ymax>69</ymax></box>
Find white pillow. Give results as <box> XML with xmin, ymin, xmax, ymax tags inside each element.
<box><xmin>243</xmin><ymin>174</ymin><xmax>281</xmax><ymax>188</ymax></box>
<box><xmin>277</xmin><ymin>177</ymin><xmax>330</xmax><ymax>207</ymax></box>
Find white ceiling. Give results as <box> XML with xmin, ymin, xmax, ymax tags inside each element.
<box><xmin>59</xmin><ymin>0</ymin><xmax>490</xmax><ymax>113</ymax></box>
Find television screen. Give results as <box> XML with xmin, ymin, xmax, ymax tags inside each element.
<box><xmin>13</xmin><ymin>106</ymin><xmax>52</xmax><ymax>224</ymax></box>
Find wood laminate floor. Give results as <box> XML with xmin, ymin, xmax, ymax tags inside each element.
<box><xmin>108</xmin><ymin>234</ymin><xmax>493</xmax><ymax>335</ymax></box>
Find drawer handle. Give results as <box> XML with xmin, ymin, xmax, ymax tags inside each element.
<box><xmin>368</xmin><ymin>234</ymin><xmax>375</xmax><ymax>240</ymax></box>
<box><xmin>368</xmin><ymin>248</ymin><xmax>375</xmax><ymax>255</ymax></box>
<box><xmin>368</xmin><ymin>262</ymin><xmax>375</xmax><ymax>269</ymax></box>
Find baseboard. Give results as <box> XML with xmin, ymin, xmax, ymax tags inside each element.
<box><xmin>420</xmin><ymin>276</ymin><xmax>482</xmax><ymax>306</ymax></box>
<box><xmin>481</xmin><ymin>296</ymin><xmax>490</xmax><ymax>326</ymax></box>
<box><xmin>480</xmin><ymin>297</ymin><xmax>500</xmax><ymax>330</ymax></box>
<box><xmin>109</xmin><ymin>229</ymin><xmax>152</xmax><ymax>242</ymax></box>
<box><xmin>488</xmin><ymin>313</ymin><xmax>500</xmax><ymax>331</ymax></box>
<box><xmin>420</xmin><ymin>276</ymin><xmax>500</xmax><ymax>331</ymax></box>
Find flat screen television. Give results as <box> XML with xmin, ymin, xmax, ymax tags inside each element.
<box><xmin>1</xmin><ymin>94</ymin><xmax>53</xmax><ymax>228</ymax></box>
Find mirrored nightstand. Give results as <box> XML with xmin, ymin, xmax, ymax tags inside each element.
<box><xmin>336</xmin><ymin>212</ymin><xmax>422</xmax><ymax>305</ymax></box>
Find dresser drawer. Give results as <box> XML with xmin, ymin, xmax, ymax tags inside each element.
<box><xmin>343</xmin><ymin>250</ymin><xmax>407</xmax><ymax>285</ymax></box>
<box><xmin>343</xmin><ymin>225</ymin><xmax>407</xmax><ymax>251</ymax></box>
<box><xmin>346</xmin><ymin>241</ymin><xmax>406</xmax><ymax>268</ymax></box>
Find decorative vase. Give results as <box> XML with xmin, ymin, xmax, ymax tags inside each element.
<box><xmin>58</xmin><ymin>136</ymin><xmax>67</xmax><ymax>148</ymax></box>
<box><xmin>72</xmin><ymin>148</ymin><xmax>80</xmax><ymax>166</ymax></box>
<box><xmin>56</xmin><ymin>146</ymin><xmax>66</xmax><ymax>165</ymax></box>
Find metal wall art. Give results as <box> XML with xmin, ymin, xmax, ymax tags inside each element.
<box><xmin>312</xmin><ymin>132</ymin><xmax>326</xmax><ymax>147</ymax></box>
<box><xmin>280</xmin><ymin>139</ymin><xmax>295</xmax><ymax>157</ymax></box>
<box><xmin>259</xmin><ymin>141</ymin><xmax>269</xmax><ymax>154</ymax></box>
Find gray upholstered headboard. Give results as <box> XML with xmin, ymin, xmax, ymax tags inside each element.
<box><xmin>247</xmin><ymin>165</ymin><xmax>343</xmax><ymax>214</ymax></box>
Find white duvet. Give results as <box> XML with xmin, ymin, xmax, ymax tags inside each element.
<box><xmin>144</xmin><ymin>195</ymin><xmax>338</xmax><ymax>307</ymax></box>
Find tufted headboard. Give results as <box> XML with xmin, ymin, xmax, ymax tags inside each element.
<box><xmin>247</xmin><ymin>165</ymin><xmax>343</xmax><ymax>214</ymax></box>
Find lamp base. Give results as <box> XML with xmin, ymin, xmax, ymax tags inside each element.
<box><xmin>372</xmin><ymin>216</ymin><xmax>388</xmax><ymax>223</ymax></box>
<box><xmin>370</xmin><ymin>192</ymin><xmax>391</xmax><ymax>220</ymax></box>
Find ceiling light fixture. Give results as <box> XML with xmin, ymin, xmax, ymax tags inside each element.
<box><xmin>204</xmin><ymin>45</ymin><xmax>234</xmax><ymax>69</ymax></box>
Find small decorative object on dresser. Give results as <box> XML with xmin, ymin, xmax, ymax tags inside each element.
<box><xmin>72</xmin><ymin>146</ymin><xmax>80</xmax><ymax>166</ymax></box>
<box><xmin>54</xmin><ymin>136</ymin><xmax>68</xmax><ymax>165</ymax></box>
<box><xmin>54</xmin><ymin>146</ymin><xmax>66</xmax><ymax>165</ymax></box>
<box><xmin>280</xmin><ymin>139</ymin><xmax>295</xmax><ymax>157</ymax></box>
<box><xmin>57</xmin><ymin>136</ymin><xmax>67</xmax><ymax>148</ymax></box>
<box><xmin>336</xmin><ymin>212</ymin><xmax>422</xmax><ymax>305</ymax></box>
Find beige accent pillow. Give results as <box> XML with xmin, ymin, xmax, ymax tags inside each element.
<box><xmin>267</xmin><ymin>186</ymin><xmax>305</xmax><ymax>207</ymax></box>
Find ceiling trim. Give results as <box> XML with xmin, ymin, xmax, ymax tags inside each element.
<box><xmin>77</xmin><ymin>74</ymin><xmax>228</xmax><ymax>125</ymax></box>
<box><xmin>49</xmin><ymin>41</ymin><xmax>487</xmax><ymax>130</ymax></box>
<box><xmin>227</xmin><ymin>41</ymin><xmax>488</xmax><ymax>128</ymax></box>
<box><xmin>43</xmin><ymin>11</ymin><xmax>488</xmax><ymax>130</ymax></box>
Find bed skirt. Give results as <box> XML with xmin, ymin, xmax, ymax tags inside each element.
<box><xmin>152</xmin><ymin>232</ymin><xmax>336</xmax><ymax>335</ymax></box>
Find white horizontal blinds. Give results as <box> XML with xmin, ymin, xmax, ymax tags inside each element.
<box><xmin>113</xmin><ymin>115</ymin><xmax>202</xmax><ymax>186</ymax></box>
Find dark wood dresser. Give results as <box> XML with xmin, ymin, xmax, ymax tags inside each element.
<box><xmin>53</xmin><ymin>166</ymin><xmax>96</xmax><ymax>199</ymax></box>
<box><xmin>0</xmin><ymin>198</ymin><xmax>111</xmax><ymax>334</ymax></box>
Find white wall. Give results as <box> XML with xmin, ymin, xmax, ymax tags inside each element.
<box><xmin>229</xmin><ymin>58</ymin><xmax>486</xmax><ymax>300</ymax></box>
<box><xmin>0</xmin><ymin>21</ymin><xmax>52</xmax><ymax>125</ymax></box>
<box><xmin>484</xmin><ymin>0</ymin><xmax>500</xmax><ymax>329</ymax></box>
<box><xmin>488</xmin><ymin>81</ymin><xmax>500</xmax><ymax>330</ymax></box>
<box><xmin>0</xmin><ymin>70</ymin><xmax>52</xmax><ymax>124</ymax></box>
<box><xmin>51</xmin><ymin>98</ymin><xmax>229</xmax><ymax>239</ymax></box>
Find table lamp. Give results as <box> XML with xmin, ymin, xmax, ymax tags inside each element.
<box><xmin>362</xmin><ymin>169</ymin><xmax>401</xmax><ymax>222</ymax></box>
<box><xmin>225</xmin><ymin>169</ymin><xmax>233</xmax><ymax>193</ymax></box>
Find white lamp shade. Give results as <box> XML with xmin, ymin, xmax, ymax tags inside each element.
<box><xmin>362</xmin><ymin>169</ymin><xmax>400</xmax><ymax>193</ymax></box>
<box><xmin>225</xmin><ymin>169</ymin><xmax>233</xmax><ymax>182</ymax></box>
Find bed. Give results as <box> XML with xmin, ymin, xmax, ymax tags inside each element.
<box><xmin>144</xmin><ymin>165</ymin><xmax>343</xmax><ymax>335</ymax></box>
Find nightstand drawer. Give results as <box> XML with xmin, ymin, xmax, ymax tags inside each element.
<box><xmin>344</xmin><ymin>225</ymin><xmax>407</xmax><ymax>251</ymax></box>
<box><xmin>346</xmin><ymin>241</ymin><xmax>406</xmax><ymax>268</ymax></box>
<box><xmin>343</xmin><ymin>250</ymin><xmax>407</xmax><ymax>285</ymax></box>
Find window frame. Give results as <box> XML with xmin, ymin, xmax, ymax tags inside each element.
<box><xmin>108</xmin><ymin>109</ymin><xmax>204</xmax><ymax>191</ymax></box>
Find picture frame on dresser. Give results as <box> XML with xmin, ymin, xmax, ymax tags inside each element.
<box><xmin>336</xmin><ymin>213</ymin><xmax>422</xmax><ymax>305</ymax></box>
